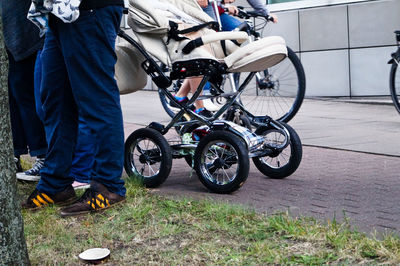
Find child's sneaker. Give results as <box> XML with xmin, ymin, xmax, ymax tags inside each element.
<box><xmin>170</xmin><ymin>96</ymin><xmax>195</xmax><ymax>110</ymax></box>
<box><xmin>196</xmin><ymin>108</ymin><xmax>213</xmax><ymax>118</ymax></box>
<box><xmin>16</xmin><ymin>157</ymin><xmax>45</xmax><ymax>182</ymax></box>
<box><xmin>60</xmin><ymin>181</ymin><xmax>125</xmax><ymax>217</ymax></box>
<box><xmin>170</xmin><ymin>96</ymin><xmax>189</xmax><ymax>107</ymax></box>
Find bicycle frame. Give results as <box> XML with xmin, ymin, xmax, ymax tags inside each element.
<box><xmin>388</xmin><ymin>30</ymin><xmax>400</xmax><ymax>114</ymax></box>
<box><xmin>208</xmin><ymin>0</ymin><xmax>277</xmax><ymax>119</ymax></box>
<box><xmin>388</xmin><ymin>31</ymin><xmax>400</xmax><ymax>65</ymax></box>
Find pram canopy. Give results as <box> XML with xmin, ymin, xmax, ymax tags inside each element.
<box><xmin>115</xmin><ymin>0</ymin><xmax>287</xmax><ymax>94</ymax></box>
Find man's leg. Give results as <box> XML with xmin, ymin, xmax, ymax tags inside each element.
<box><xmin>34</xmin><ymin>50</ymin><xmax>45</xmax><ymax>122</ymax></box>
<box><xmin>8</xmin><ymin>85</ymin><xmax>28</xmax><ymax>157</ymax></box>
<box><xmin>70</xmin><ymin>117</ymin><xmax>95</xmax><ymax>188</ymax></box>
<box><xmin>22</xmin><ymin>25</ymin><xmax>78</xmax><ymax>210</ymax></box>
<box><xmin>57</xmin><ymin>7</ymin><xmax>125</xmax><ymax>197</ymax></box>
<box><xmin>7</xmin><ymin>51</ymin><xmax>47</xmax><ymax>157</ymax></box>
<box><xmin>35</xmin><ymin>25</ymin><xmax>78</xmax><ymax>195</ymax></box>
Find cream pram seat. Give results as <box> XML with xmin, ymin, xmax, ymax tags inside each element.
<box><xmin>115</xmin><ymin>0</ymin><xmax>287</xmax><ymax>94</ymax></box>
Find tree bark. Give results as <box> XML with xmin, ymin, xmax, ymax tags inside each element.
<box><xmin>0</xmin><ymin>19</ymin><xmax>31</xmax><ymax>265</ymax></box>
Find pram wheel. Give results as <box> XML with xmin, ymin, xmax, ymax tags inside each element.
<box><xmin>124</xmin><ymin>128</ymin><xmax>172</xmax><ymax>188</ymax></box>
<box><xmin>194</xmin><ymin>131</ymin><xmax>249</xmax><ymax>194</ymax></box>
<box><xmin>253</xmin><ymin>123</ymin><xmax>302</xmax><ymax>179</ymax></box>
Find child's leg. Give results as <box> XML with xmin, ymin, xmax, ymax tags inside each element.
<box><xmin>174</xmin><ymin>77</ymin><xmax>204</xmax><ymax>109</ymax></box>
<box><xmin>187</xmin><ymin>77</ymin><xmax>204</xmax><ymax>110</ymax></box>
<box><xmin>175</xmin><ymin>79</ymin><xmax>191</xmax><ymax>98</ymax></box>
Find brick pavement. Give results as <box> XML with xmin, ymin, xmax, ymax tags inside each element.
<box><xmin>124</xmin><ymin>122</ymin><xmax>400</xmax><ymax>235</ymax></box>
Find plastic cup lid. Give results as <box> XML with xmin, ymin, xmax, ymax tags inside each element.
<box><xmin>78</xmin><ymin>248</ymin><xmax>110</xmax><ymax>262</ymax></box>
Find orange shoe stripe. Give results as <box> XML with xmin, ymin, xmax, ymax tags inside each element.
<box><xmin>41</xmin><ymin>193</ymin><xmax>54</xmax><ymax>204</ymax></box>
<box><xmin>95</xmin><ymin>199</ymin><xmax>105</xmax><ymax>208</ymax></box>
<box><xmin>36</xmin><ymin>195</ymin><xmax>47</xmax><ymax>205</ymax></box>
<box><xmin>32</xmin><ymin>198</ymin><xmax>42</xmax><ymax>207</ymax></box>
<box><xmin>97</xmin><ymin>194</ymin><xmax>105</xmax><ymax>201</ymax></box>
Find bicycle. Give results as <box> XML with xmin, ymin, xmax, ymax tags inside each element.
<box><xmin>158</xmin><ymin>5</ymin><xmax>306</xmax><ymax>123</ymax></box>
<box><xmin>389</xmin><ymin>30</ymin><xmax>400</xmax><ymax>114</ymax></box>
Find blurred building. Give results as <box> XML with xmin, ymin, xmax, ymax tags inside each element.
<box><xmin>237</xmin><ymin>0</ymin><xmax>400</xmax><ymax>97</ymax></box>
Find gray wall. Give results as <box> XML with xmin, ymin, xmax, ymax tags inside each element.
<box><xmin>239</xmin><ymin>0</ymin><xmax>400</xmax><ymax>97</ymax></box>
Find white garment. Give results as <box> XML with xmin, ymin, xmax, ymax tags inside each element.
<box><xmin>150</xmin><ymin>0</ymin><xmax>202</xmax><ymax>25</ymax></box>
<box><xmin>28</xmin><ymin>0</ymin><xmax>82</xmax><ymax>35</ymax></box>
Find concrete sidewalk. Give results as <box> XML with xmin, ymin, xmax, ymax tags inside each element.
<box><xmin>121</xmin><ymin>91</ymin><xmax>400</xmax><ymax>235</ymax></box>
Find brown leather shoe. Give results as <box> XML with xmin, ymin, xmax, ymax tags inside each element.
<box><xmin>60</xmin><ymin>181</ymin><xmax>125</xmax><ymax>217</ymax></box>
<box><xmin>22</xmin><ymin>186</ymin><xmax>77</xmax><ymax>210</ymax></box>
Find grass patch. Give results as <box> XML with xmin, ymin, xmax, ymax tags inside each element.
<box><xmin>19</xmin><ymin>180</ymin><xmax>400</xmax><ymax>265</ymax></box>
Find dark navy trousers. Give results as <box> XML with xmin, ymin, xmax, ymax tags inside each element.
<box><xmin>35</xmin><ymin>50</ymin><xmax>95</xmax><ymax>184</ymax></box>
<box><xmin>37</xmin><ymin>6</ymin><xmax>125</xmax><ymax>196</ymax></box>
<box><xmin>7</xmin><ymin>51</ymin><xmax>47</xmax><ymax>157</ymax></box>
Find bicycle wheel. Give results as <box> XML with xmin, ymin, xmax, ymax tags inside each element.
<box><xmin>159</xmin><ymin>80</ymin><xmax>182</xmax><ymax>118</ymax></box>
<box><xmin>252</xmin><ymin>122</ymin><xmax>302</xmax><ymax>179</ymax></box>
<box><xmin>237</xmin><ymin>47</ymin><xmax>306</xmax><ymax>123</ymax></box>
<box><xmin>389</xmin><ymin>62</ymin><xmax>400</xmax><ymax>114</ymax></box>
<box><xmin>124</xmin><ymin>128</ymin><xmax>172</xmax><ymax>187</ymax></box>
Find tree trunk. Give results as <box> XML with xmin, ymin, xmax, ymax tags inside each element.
<box><xmin>0</xmin><ymin>19</ymin><xmax>31</xmax><ymax>265</ymax></box>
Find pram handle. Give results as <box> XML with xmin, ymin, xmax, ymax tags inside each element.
<box><xmin>182</xmin><ymin>31</ymin><xmax>248</xmax><ymax>54</ymax></box>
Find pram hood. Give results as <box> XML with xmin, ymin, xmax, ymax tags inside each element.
<box><xmin>126</xmin><ymin>0</ymin><xmax>237</xmax><ymax>66</ymax></box>
<box><xmin>128</xmin><ymin>0</ymin><xmax>213</xmax><ymax>35</ymax></box>
<box><xmin>115</xmin><ymin>0</ymin><xmax>288</xmax><ymax>94</ymax></box>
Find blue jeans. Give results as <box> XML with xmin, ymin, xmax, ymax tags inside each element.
<box><xmin>37</xmin><ymin>6</ymin><xmax>125</xmax><ymax>196</ymax></box>
<box><xmin>220</xmin><ymin>13</ymin><xmax>242</xmax><ymax>31</ymax></box>
<box><xmin>35</xmin><ymin>50</ymin><xmax>95</xmax><ymax>184</ymax></box>
<box><xmin>34</xmin><ymin>51</ymin><xmax>45</xmax><ymax>121</ymax></box>
<box><xmin>69</xmin><ymin>117</ymin><xmax>95</xmax><ymax>184</ymax></box>
<box><xmin>202</xmin><ymin>4</ymin><xmax>217</xmax><ymax>21</ymax></box>
<box><xmin>7</xmin><ymin>50</ymin><xmax>47</xmax><ymax>157</ymax></box>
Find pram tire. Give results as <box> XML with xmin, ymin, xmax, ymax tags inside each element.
<box><xmin>194</xmin><ymin>130</ymin><xmax>249</xmax><ymax>194</ymax></box>
<box><xmin>252</xmin><ymin>122</ymin><xmax>302</xmax><ymax>179</ymax></box>
<box><xmin>124</xmin><ymin>128</ymin><xmax>172</xmax><ymax>188</ymax></box>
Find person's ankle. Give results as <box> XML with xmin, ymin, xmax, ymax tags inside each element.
<box><xmin>195</xmin><ymin>107</ymin><xmax>204</xmax><ymax>114</ymax></box>
<box><xmin>174</xmin><ymin>95</ymin><xmax>188</xmax><ymax>101</ymax></box>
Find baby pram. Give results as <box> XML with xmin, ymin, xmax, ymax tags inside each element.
<box><xmin>117</xmin><ymin>0</ymin><xmax>302</xmax><ymax>193</ymax></box>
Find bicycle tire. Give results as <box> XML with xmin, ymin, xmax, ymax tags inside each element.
<box><xmin>159</xmin><ymin>81</ymin><xmax>182</xmax><ymax>118</ymax></box>
<box><xmin>236</xmin><ymin>47</ymin><xmax>306</xmax><ymax>123</ymax></box>
<box><xmin>389</xmin><ymin>62</ymin><xmax>400</xmax><ymax>114</ymax></box>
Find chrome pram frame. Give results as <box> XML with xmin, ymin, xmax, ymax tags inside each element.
<box><xmin>118</xmin><ymin>29</ymin><xmax>291</xmax><ymax>148</ymax></box>
<box><xmin>119</xmin><ymin>25</ymin><xmax>302</xmax><ymax>193</ymax></box>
